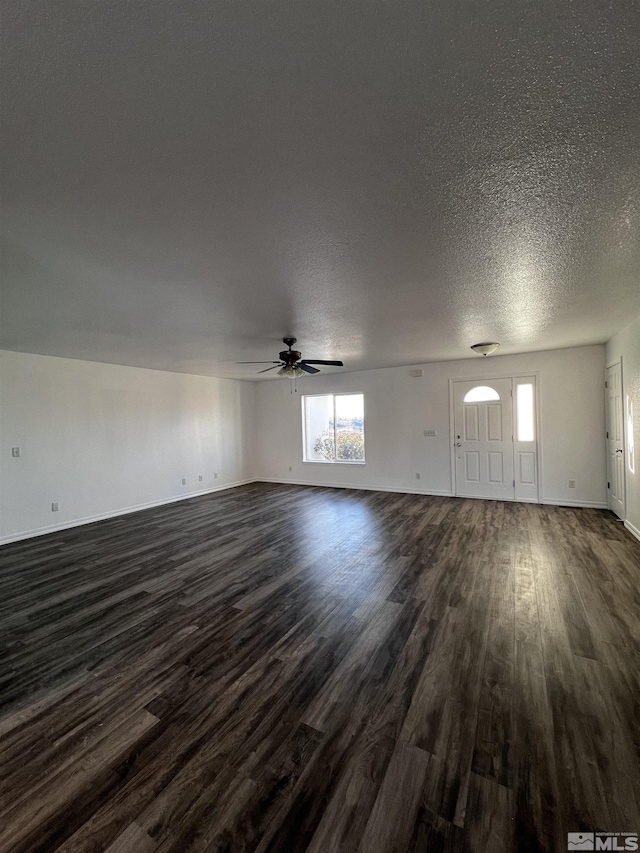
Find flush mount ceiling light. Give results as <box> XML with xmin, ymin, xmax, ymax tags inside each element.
<box><xmin>470</xmin><ymin>342</ymin><xmax>500</xmax><ymax>357</ymax></box>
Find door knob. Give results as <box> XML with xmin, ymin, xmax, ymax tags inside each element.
<box><xmin>616</xmin><ymin>448</ymin><xmax>623</xmax><ymax>453</ymax></box>
<box><xmin>455</xmin><ymin>442</ymin><xmax>462</xmax><ymax>447</ymax></box>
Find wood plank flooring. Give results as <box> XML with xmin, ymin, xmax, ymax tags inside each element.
<box><xmin>1</xmin><ymin>482</ymin><xmax>639</xmax><ymax>852</ymax></box>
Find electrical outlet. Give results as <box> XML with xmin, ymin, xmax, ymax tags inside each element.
<box><xmin>12</xmin><ymin>447</ymin><xmax>21</xmax><ymax>457</ymax></box>
<box><xmin>198</xmin><ymin>475</ymin><xmax>203</xmax><ymax>482</ymax></box>
<box><xmin>182</xmin><ymin>478</ymin><xmax>187</xmax><ymax>485</ymax></box>
<box><xmin>423</xmin><ymin>429</ymin><xmax>436</xmax><ymax>437</ymax></box>
<box><xmin>415</xmin><ymin>472</ymin><xmax>421</xmax><ymax>480</ymax></box>
<box><xmin>214</xmin><ymin>472</ymin><xmax>218</xmax><ymax>479</ymax></box>
<box><xmin>51</xmin><ymin>502</ymin><xmax>59</xmax><ymax>512</ymax></box>
<box><xmin>568</xmin><ymin>480</ymin><xmax>576</xmax><ymax>489</ymax></box>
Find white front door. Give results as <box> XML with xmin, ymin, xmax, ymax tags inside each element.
<box><xmin>606</xmin><ymin>362</ymin><xmax>625</xmax><ymax>519</ymax></box>
<box><xmin>453</xmin><ymin>378</ymin><xmax>515</xmax><ymax>500</ymax></box>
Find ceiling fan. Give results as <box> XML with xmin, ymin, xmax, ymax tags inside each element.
<box><xmin>239</xmin><ymin>337</ymin><xmax>344</xmax><ymax>377</ymax></box>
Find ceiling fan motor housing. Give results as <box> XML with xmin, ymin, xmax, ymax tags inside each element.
<box><xmin>280</xmin><ymin>338</ymin><xmax>300</xmax><ymax>363</ymax></box>
<box><xmin>280</xmin><ymin>350</ymin><xmax>301</xmax><ymax>363</ymax></box>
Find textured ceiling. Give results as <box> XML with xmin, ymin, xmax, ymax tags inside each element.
<box><xmin>1</xmin><ymin>0</ymin><xmax>639</xmax><ymax>379</ymax></box>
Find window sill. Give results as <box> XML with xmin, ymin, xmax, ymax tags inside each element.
<box><xmin>302</xmin><ymin>460</ymin><xmax>366</xmax><ymax>465</ymax></box>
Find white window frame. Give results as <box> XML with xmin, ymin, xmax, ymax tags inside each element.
<box><xmin>302</xmin><ymin>392</ymin><xmax>366</xmax><ymax>464</ymax></box>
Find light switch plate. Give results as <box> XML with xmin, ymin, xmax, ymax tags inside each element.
<box><xmin>423</xmin><ymin>429</ymin><xmax>436</xmax><ymax>437</ymax></box>
<box><xmin>12</xmin><ymin>447</ymin><xmax>21</xmax><ymax>457</ymax></box>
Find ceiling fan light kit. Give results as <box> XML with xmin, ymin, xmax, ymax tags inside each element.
<box><xmin>278</xmin><ymin>364</ymin><xmax>305</xmax><ymax>378</ymax></box>
<box><xmin>470</xmin><ymin>342</ymin><xmax>500</xmax><ymax>357</ymax></box>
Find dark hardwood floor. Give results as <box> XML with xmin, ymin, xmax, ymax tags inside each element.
<box><xmin>1</xmin><ymin>483</ymin><xmax>639</xmax><ymax>852</ymax></box>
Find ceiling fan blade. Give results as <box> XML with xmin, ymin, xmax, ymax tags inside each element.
<box><xmin>256</xmin><ymin>365</ymin><xmax>282</xmax><ymax>374</ymax></box>
<box><xmin>299</xmin><ymin>363</ymin><xmax>320</xmax><ymax>374</ymax></box>
<box><xmin>237</xmin><ymin>361</ymin><xmax>281</xmax><ymax>364</ymax></box>
<box><xmin>299</xmin><ymin>360</ymin><xmax>344</xmax><ymax>366</ymax></box>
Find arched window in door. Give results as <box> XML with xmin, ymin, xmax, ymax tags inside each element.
<box><xmin>463</xmin><ymin>385</ymin><xmax>500</xmax><ymax>403</ymax></box>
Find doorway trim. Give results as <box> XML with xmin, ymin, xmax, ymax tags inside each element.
<box><xmin>448</xmin><ymin>371</ymin><xmax>543</xmax><ymax>502</ymax></box>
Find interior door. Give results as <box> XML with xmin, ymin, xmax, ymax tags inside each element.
<box><xmin>606</xmin><ymin>362</ymin><xmax>625</xmax><ymax>519</ymax></box>
<box><xmin>453</xmin><ymin>378</ymin><xmax>515</xmax><ymax>500</ymax></box>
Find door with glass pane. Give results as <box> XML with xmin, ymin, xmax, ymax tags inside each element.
<box><xmin>453</xmin><ymin>378</ymin><xmax>515</xmax><ymax>500</ymax></box>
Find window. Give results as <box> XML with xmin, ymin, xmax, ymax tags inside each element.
<box><xmin>463</xmin><ymin>385</ymin><xmax>500</xmax><ymax>403</ymax></box>
<box><xmin>627</xmin><ymin>395</ymin><xmax>635</xmax><ymax>474</ymax></box>
<box><xmin>516</xmin><ymin>383</ymin><xmax>535</xmax><ymax>441</ymax></box>
<box><xmin>303</xmin><ymin>393</ymin><xmax>365</xmax><ymax>463</ymax></box>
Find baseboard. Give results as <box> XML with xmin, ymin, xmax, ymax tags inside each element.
<box><xmin>257</xmin><ymin>477</ymin><xmax>453</xmax><ymax>498</ymax></box>
<box><xmin>259</xmin><ymin>479</ymin><xmax>613</xmax><ymax>509</ymax></box>
<box><xmin>539</xmin><ymin>498</ymin><xmax>608</xmax><ymax>509</ymax></box>
<box><xmin>624</xmin><ymin>519</ymin><xmax>640</xmax><ymax>543</ymax></box>
<box><xmin>2</xmin><ymin>481</ymin><xmax>618</xmax><ymax>546</ymax></box>
<box><xmin>0</xmin><ymin>479</ymin><xmax>258</xmax><ymax>546</ymax></box>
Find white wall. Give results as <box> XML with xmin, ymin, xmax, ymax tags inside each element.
<box><xmin>256</xmin><ymin>345</ymin><xmax>606</xmax><ymax>508</ymax></box>
<box><xmin>0</xmin><ymin>351</ymin><xmax>256</xmax><ymax>543</ymax></box>
<box><xmin>1</xmin><ymin>343</ymin><xmax>610</xmax><ymax>545</ymax></box>
<box><xmin>606</xmin><ymin>315</ymin><xmax>640</xmax><ymax>541</ymax></box>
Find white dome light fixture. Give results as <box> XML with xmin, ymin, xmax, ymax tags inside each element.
<box><xmin>470</xmin><ymin>342</ymin><xmax>500</xmax><ymax>357</ymax></box>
